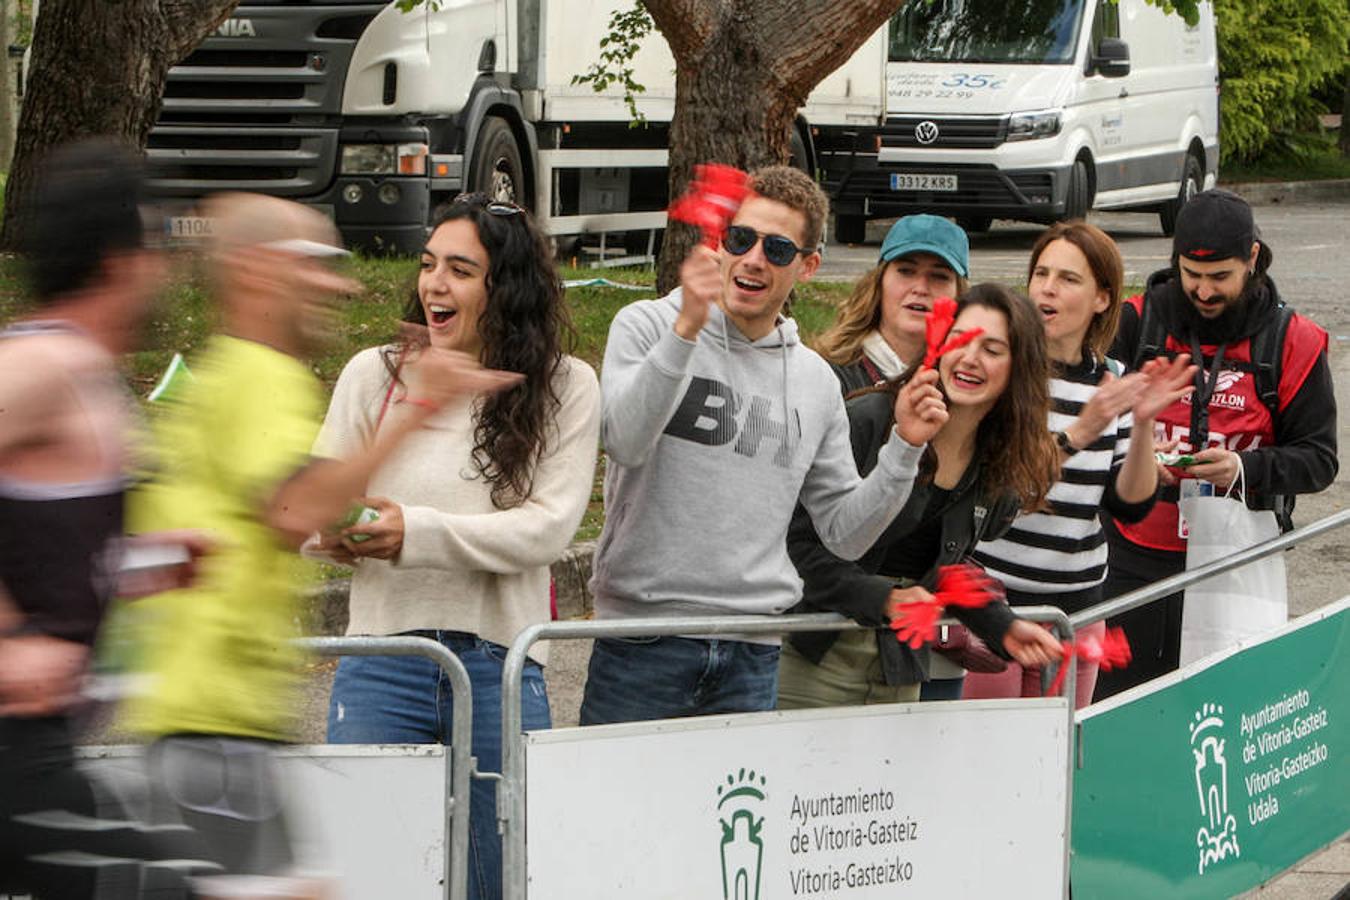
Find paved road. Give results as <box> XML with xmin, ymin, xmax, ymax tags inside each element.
<box><xmin>818</xmin><ymin>204</ymin><xmax>1350</xmax><ymax>343</ymax></box>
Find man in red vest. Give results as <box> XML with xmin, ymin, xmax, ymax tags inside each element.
<box><xmin>1096</xmin><ymin>189</ymin><xmax>1337</xmax><ymax>699</ymax></box>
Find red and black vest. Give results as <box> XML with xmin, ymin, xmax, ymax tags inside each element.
<box><xmin>1116</xmin><ymin>293</ymin><xmax>1327</xmax><ymax>552</ymax></box>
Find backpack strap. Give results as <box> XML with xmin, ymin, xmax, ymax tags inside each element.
<box><xmin>1246</xmin><ymin>301</ymin><xmax>1292</xmax><ymax>419</ymax></box>
<box><xmin>1132</xmin><ymin>293</ymin><xmax>1171</xmax><ymax>370</ymax></box>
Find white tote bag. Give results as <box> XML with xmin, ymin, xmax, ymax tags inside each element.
<box><xmin>1178</xmin><ymin>461</ymin><xmax>1287</xmax><ymax>666</ymax></box>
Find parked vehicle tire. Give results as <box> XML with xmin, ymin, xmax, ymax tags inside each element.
<box><xmin>1159</xmin><ymin>153</ymin><xmax>1203</xmax><ymax>236</ymax></box>
<box><xmin>623</xmin><ymin>228</ymin><xmax>663</xmax><ymax>257</ymax></box>
<box><xmin>470</xmin><ymin>116</ymin><xmax>526</xmax><ymax>208</ymax></box>
<box><xmin>833</xmin><ymin>214</ymin><xmax>866</xmax><ymax>245</ymax></box>
<box><xmin>956</xmin><ymin>216</ymin><xmax>993</xmax><ymax>233</ymax></box>
<box><xmin>1064</xmin><ymin>159</ymin><xmax>1090</xmax><ymax>221</ymax></box>
<box><xmin>790</xmin><ymin>127</ymin><xmax>811</xmax><ymax>175</ymax></box>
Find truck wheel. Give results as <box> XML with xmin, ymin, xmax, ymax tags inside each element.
<box><xmin>955</xmin><ymin>216</ymin><xmax>992</xmax><ymax>234</ymax></box>
<box><xmin>1159</xmin><ymin>154</ymin><xmax>1202</xmax><ymax>236</ymax></box>
<box><xmin>470</xmin><ymin>116</ymin><xmax>526</xmax><ymax>208</ymax></box>
<box><xmin>834</xmin><ymin>214</ymin><xmax>866</xmax><ymax>245</ymax></box>
<box><xmin>790</xmin><ymin>127</ymin><xmax>810</xmax><ymax>175</ymax></box>
<box><xmin>1064</xmin><ymin>159</ymin><xmax>1090</xmax><ymax>221</ymax></box>
<box><xmin>623</xmin><ymin>229</ymin><xmax>663</xmax><ymax>257</ymax></box>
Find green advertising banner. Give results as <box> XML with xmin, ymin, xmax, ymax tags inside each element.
<box><xmin>1072</xmin><ymin>597</ymin><xmax>1350</xmax><ymax>898</ymax></box>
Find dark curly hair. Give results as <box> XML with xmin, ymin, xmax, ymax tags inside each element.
<box><xmin>386</xmin><ymin>194</ymin><xmax>574</xmax><ymax>508</ymax></box>
<box><xmin>874</xmin><ymin>283</ymin><xmax>1058</xmax><ymax>513</ymax></box>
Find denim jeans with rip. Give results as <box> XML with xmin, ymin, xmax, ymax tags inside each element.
<box><xmin>326</xmin><ymin>630</ymin><xmax>550</xmax><ymax>900</ymax></box>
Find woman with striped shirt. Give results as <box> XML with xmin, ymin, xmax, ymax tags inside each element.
<box><xmin>963</xmin><ymin>221</ymin><xmax>1194</xmax><ymax>707</ymax></box>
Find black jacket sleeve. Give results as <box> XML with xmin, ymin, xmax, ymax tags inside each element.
<box><xmin>947</xmin><ymin>498</ymin><xmax>1020</xmax><ymax>654</ymax></box>
<box><xmin>1240</xmin><ymin>349</ymin><xmax>1339</xmax><ymax>497</ymax></box>
<box><xmin>787</xmin><ymin>505</ymin><xmax>893</xmax><ymax>626</ymax></box>
<box><xmin>786</xmin><ymin>396</ymin><xmax>895</xmax><ymax>626</ymax></box>
<box><xmin>1103</xmin><ymin>462</ymin><xmax>1159</xmax><ymax>523</ymax></box>
<box><xmin>1109</xmin><ymin>300</ymin><xmax>1143</xmax><ymax>369</ymax></box>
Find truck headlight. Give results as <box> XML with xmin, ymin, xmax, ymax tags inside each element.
<box><xmin>340</xmin><ymin>143</ymin><xmax>428</xmax><ymax>176</ymax></box>
<box><xmin>341</xmin><ymin>144</ymin><xmax>396</xmax><ymax>175</ymax></box>
<box><xmin>1007</xmin><ymin>110</ymin><xmax>1062</xmax><ymax>141</ymax></box>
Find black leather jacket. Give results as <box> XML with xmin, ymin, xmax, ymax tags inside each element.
<box><xmin>786</xmin><ymin>390</ymin><xmax>1021</xmax><ymax>685</ymax></box>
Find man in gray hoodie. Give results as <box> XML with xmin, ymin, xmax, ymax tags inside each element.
<box><xmin>580</xmin><ymin>166</ymin><xmax>945</xmax><ymax>725</ymax></box>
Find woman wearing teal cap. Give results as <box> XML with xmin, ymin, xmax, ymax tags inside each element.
<box><xmin>812</xmin><ymin>214</ymin><xmax>983</xmax><ymax>699</ymax></box>
<box><xmin>815</xmin><ymin>214</ymin><xmax>970</xmax><ymax>396</ymax></box>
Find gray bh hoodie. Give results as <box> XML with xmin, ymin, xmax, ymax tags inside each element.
<box><xmin>591</xmin><ymin>288</ymin><xmax>923</xmax><ymax>633</ymax></box>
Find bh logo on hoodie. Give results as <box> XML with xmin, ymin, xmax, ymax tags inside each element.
<box><xmin>665</xmin><ymin>376</ymin><xmax>802</xmax><ymax>468</ymax></box>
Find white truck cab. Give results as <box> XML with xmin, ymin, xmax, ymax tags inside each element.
<box><xmin>145</xmin><ymin>0</ymin><xmax>886</xmax><ymax>255</ymax></box>
<box><xmin>819</xmin><ymin>0</ymin><xmax>1219</xmax><ymax>240</ymax></box>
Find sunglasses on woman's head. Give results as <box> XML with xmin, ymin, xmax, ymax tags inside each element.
<box><xmin>451</xmin><ymin>193</ymin><xmax>523</xmax><ymax>217</ymax></box>
<box><xmin>722</xmin><ymin>225</ymin><xmax>810</xmax><ymax>267</ymax></box>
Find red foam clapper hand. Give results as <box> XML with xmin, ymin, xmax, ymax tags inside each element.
<box><xmin>668</xmin><ymin>163</ymin><xmax>752</xmax><ymax>248</ymax></box>
<box><xmin>922</xmin><ymin>296</ymin><xmax>982</xmax><ymax>367</ymax></box>
<box><xmin>1047</xmin><ymin>626</ymin><xmax>1132</xmax><ymax>696</ymax></box>
<box><xmin>889</xmin><ymin>563</ymin><xmax>1003</xmax><ymax>649</ymax></box>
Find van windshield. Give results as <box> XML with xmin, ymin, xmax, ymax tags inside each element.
<box><xmin>889</xmin><ymin>0</ymin><xmax>1086</xmax><ymax>64</ymax></box>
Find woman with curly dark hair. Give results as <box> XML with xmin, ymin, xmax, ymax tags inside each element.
<box><xmin>780</xmin><ymin>283</ymin><xmax>1064</xmax><ymax>709</ymax></box>
<box><xmin>312</xmin><ymin>194</ymin><xmax>600</xmax><ymax>900</ymax></box>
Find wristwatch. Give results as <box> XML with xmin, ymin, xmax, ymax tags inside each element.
<box><xmin>1055</xmin><ymin>429</ymin><xmax>1081</xmax><ymax>456</ymax></box>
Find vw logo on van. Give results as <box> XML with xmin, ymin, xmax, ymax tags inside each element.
<box><xmin>914</xmin><ymin>121</ymin><xmax>940</xmax><ymax>145</ymax></box>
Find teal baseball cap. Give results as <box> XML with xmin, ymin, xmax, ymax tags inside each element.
<box><xmin>878</xmin><ymin>215</ymin><xmax>970</xmax><ymax>277</ymax></box>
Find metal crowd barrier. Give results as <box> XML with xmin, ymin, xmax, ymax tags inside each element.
<box><xmin>1070</xmin><ymin>507</ymin><xmax>1350</xmax><ymax>630</ymax></box>
<box><xmin>297</xmin><ymin>635</ymin><xmax>477</xmax><ymax>900</ymax></box>
<box><xmin>497</xmin><ymin>607</ymin><xmax>1076</xmax><ymax>900</ymax></box>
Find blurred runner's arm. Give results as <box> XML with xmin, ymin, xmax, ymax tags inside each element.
<box><xmin>266</xmin><ymin>350</ymin><xmax>521</xmax><ymax>547</ymax></box>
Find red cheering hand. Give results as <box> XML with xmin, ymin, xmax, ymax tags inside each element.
<box><xmin>889</xmin><ymin>563</ymin><xmax>1003</xmax><ymax>649</ymax></box>
<box><xmin>922</xmin><ymin>296</ymin><xmax>982</xmax><ymax>368</ymax></box>
<box><xmin>1046</xmin><ymin>627</ymin><xmax>1132</xmax><ymax>696</ymax></box>
<box><xmin>668</xmin><ymin>163</ymin><xmax>753</xmax><ymax>248</ymax></box>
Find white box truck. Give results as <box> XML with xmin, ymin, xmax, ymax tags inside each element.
<box><xmin>148</xmin><ymin>1</ymin><xmax>886</xmax><ymax>254</ymax></box>
<box><xmin>818</xmin><ymin>0</ymin><xmax>1219</xmax><ymax>240</ymax></box>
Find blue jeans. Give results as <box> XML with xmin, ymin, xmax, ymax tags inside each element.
<box><xmin>326</xmin><ymin>631</ymin><xmax>550</xmax><ymax>900</ymax></box>
<box><xmin>579</xmin><ymin>636</ymin><xmax>780</xmax><ymax>725</ymax></box>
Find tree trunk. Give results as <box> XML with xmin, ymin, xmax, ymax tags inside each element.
<box><xmin>646</xmin><ymin>0</ymin><xmax>905</xmax><ymax>293</ymax></box>
<box><xmin>0</xmin><ymin>0</ymin><xmax>16</xmax><ymax>169</ymax></box>
<box><xmin>657</xmin><ymin>29</ymin><xmax>800</xmax><ymax>292</ymax></box>
<box><xmin>1341</xmin><ymin>71</ymin><xmax>1349</xmax><ymax>157</ymax></box>
<box><xmin>0</xmin><ymin>0</ymin><xmax>241</xmax><ymax>249</ymax></box>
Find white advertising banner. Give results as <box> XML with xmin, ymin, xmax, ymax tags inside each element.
<box><xmin>79</xmin><ymin>745</ymin><xmax>447</xmax><ymax>900</ymax></box>
<box><xmin>525</xmin><ymin>699</ymin><xmax>1069</xmax><ymax>899</ymax></box>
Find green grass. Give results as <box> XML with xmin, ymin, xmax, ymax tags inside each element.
<box><xmin>1221</xmin><ymin>130</ymin><xmax>1350</xmax><ymax>183</ymax></box>
<box><xmin>0</xmin><ymin>253</ymin><xmax>851</xmax><ymax>542</ymax></box>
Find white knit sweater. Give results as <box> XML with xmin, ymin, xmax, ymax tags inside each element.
<box><xmin>315</xmin><ymin>346</ymin><xmax>601</xmax><ymax>664</ymax></box>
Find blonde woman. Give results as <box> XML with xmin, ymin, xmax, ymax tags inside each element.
<box><xmin>815</xmin><ymin>214</ymin><xmax>970</xmax><ymax>394</ymax></box>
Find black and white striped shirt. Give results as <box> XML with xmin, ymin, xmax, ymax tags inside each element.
<box><xmin>973</xmin><ymin>355</ymin><xmax>1154</xmax><ymax>613</ymax></box>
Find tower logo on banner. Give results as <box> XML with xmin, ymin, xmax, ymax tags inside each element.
<box><xmin>717</xmin><ymin>768</ymin><xmax>768</xmax><ymax>900</ymax></box>
<box><xmin>1189</xmin><ymin>702</ymin><xmax>1242</xmax><ymax>874</ymax></box>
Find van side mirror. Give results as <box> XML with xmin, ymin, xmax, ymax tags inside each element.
<box><xmin>1090</xmin><ymin>38</ymin><xmax>1130</xmax><ymax>78</ymax></box>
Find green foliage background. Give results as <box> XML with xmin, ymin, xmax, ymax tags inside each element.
<box><xmin>1213</xmin><ymin>0</ymin><xmax>1349</xmax><ymax>161</ymax></box>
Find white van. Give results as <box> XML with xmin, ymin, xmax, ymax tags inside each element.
<box><xmin>819</xmin><ymin>0</ymin><xmax>1218</xmax><ymax>241</ymax></box>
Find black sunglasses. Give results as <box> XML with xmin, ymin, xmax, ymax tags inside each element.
<box><xmin>723</xmin><ymin>225</ymin><xmax>811</xmax><ymax>267</ymax></box>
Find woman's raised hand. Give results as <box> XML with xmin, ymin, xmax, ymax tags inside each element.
<box><xmin>1066</xmin><ymin>370</ymin><xmax>1147</xmax><ymax>449</ymax></box>
<box><xmin>893</xmin><ymin>366</ymin><xmax>948</xmax><ymax>446</ymax></box>
<box><xmin>408</xmin><ymin>349</ymin><xmax>524</xmax><ymax>411</ymax></box>
<box><xmin>1133</xmin><ymin>353</ymin><xmax>1196</xmax><ymax>425</ymax></box>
